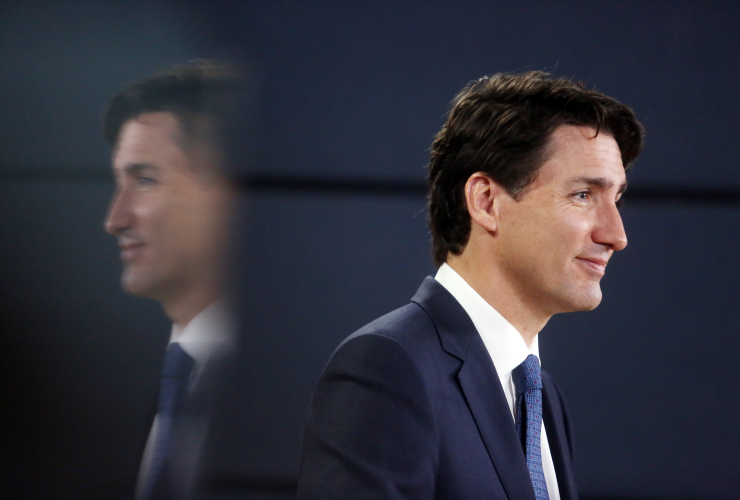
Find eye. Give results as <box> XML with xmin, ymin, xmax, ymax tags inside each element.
<box><xmin>616</xmin><ymin>197</ymin><xmax>624</xmax><ymax>209</ymax></box>
<box><xmin>137</xmin><ymin>175</ymin><xmax>157</xmax><ymax>186</ymax></box>
<box><xmin>573</xmin><ymin>190</ymin><xmax>590</xmax><ymax>201</ymax></box>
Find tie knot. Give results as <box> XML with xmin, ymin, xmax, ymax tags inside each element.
<box><xmin>161</xmin><ymin>342</ymin><xmax>195</xmax><ymax>379</ymax></box>
<box><xmin>512</xmin><ymin>354</ymin><xmax>542</xmax><ymax>395</ymax></box>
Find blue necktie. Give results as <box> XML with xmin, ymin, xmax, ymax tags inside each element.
<box><xmin>512</xmin><ymin>354</ymin><xmax>550</xmax><ymax>500</ymax></box>
<box><xmin>142</xmin><ymin>342</ymin><xmax>195</xmax><ymax>500</ymax></box>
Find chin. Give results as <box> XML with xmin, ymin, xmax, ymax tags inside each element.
<box><xmin>120</xmin><ymin>269</ymin><xmax>156</xmax><ymax>299</ymax></box>
<box><xmin>555</xmin><ymin>283</ymin><xmax>603</xmax><ymax>312</ymax></box>
<box><xmin>570</xmin><ymin>289</ymin><xmax>603</xmax><ymax>311</ymax></box>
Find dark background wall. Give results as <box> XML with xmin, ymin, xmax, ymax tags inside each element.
<box><xmin>2</xmin><ymin>1</ymin><xmax>740</xmax><ymax>499</ymax></box>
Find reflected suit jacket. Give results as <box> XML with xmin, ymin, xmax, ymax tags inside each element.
<box><xmin>136</xmin><ymin>347</ymin><xmax>238</xmax><ymax>500</ymax></box>
<box><xmin>297</xmin><ymin>277</ymin><xmax>578</xmax><ymax>500</ymax></box>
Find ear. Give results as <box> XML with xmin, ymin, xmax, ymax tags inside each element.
<box><xmin>464</xmin><ymin>172</ymin><xmax>506</xmax><ymax>234</ymax></box>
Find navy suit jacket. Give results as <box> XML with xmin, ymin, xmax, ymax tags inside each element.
<box><xmin>298</xmin><ymin>277</ymin><xmax>578</xmax><ymax>500</ymax></box>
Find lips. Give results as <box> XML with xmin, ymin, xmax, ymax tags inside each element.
<box><xmin>576</xmin><ymin>256</ymin><xmax>608</xmax><ymax>275</ymax></box>
<box><xmin>119</xmin><ymin>242</ymin><xmax>144</xmax><ymax>261</ymax></box>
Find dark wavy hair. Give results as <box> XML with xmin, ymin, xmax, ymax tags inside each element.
<box><xmin>428</xmin><ymin>71</ymin><xmax>644</xmax><ymax>266</ymax></box>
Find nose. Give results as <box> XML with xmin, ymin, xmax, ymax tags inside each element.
<box><xmin>104</xmin><ymin>186</ymin><xmax>131</xmax><ymax>236</ymax></box>
<box><xmin>593</xmin><ymin>201</ymin><xmax>628</xmax><ymax>252</ymax></box>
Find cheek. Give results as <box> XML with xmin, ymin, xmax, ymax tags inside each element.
<box><xmin>551</xmin><ymin>210</ymin><xmax>591</xmax><ymax>242</ymax></box>
<box><xmin>571</xmin><ymin>217</ymin><xmax>594</xmax><ymax>247</ymax></box>
<box><xmin>532</xmin><ymin>215</ymin><xmax>593</xmax><ymax>271</ymax></box>
<box><xmin>134</xmin><ymin>195</ymin><xmax>188</xmax><ymax>257</ymax></box>
<box><xmin>137</xmin><ymin>200</ymin><xmax>171</xmax><ymax>236</ymax></box>
<box><xmin>170</xmin><ymin>196</ymin><xmax>225</xmax><ymax>254</ymax></box>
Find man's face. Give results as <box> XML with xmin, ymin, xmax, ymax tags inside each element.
<box><xmin>494</xmin><ymin>124</ymin><xmax>627</xmax><ymax>316</ymax></box>
<box><xmin>105</xmin><ymin>112</ymin><xmax>230</xmax><ymax>303</ymax></box>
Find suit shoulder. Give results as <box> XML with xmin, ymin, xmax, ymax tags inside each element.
<box><xmin>338</xmin><ymin>302</ymin><xmax>437</xmax><ymax>352</ymax></box>
<box><xmin>299</xmin><ymin>305</ymin><xmax>440</xmax><ymax>499</ymax></box>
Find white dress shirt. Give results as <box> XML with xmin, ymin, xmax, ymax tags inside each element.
<box><xmin>435</xmin><ymin>263</ymin><xmax>560</xmax><ymax>500</ymax></box>
<box><xmin>135</xmin><ymin>301</ymin><xmax>236</xmax><ymax>499</ymax></box>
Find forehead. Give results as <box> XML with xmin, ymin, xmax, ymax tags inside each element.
<box><xmin>534</xmin><ymin>124</ymin><xmax>625</xmax><ymax>185</ymax></box>
<box><xmin>112</xmin><ymin>112</ymin><xmax>186</xmax><ymax>170</ymax></box>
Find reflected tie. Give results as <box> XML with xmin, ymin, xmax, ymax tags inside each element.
<box><xmin>143</xmin><ymin>342</ymin><xmax>195</xmax><ymax>500</ymax></box>
<box><xmin>512</xmin><ymin>354</ymin><xmax>550</xmax><ymax>500</ymax></box>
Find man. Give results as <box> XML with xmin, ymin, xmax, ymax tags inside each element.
<box><xmin>297</xmin><ymin>72</ymin><xmax>643</xmax><ymax>499</ymax></box>
<box><xmin>103</xmin><ymin>61</ymin><xmax>242</xmax><ymax>500</ymax></box>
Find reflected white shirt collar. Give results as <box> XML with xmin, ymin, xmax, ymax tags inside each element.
<box><xmin>168</xmin><ymin>300</ymin><xmax>235</xmax><ymax>368</ymax></box>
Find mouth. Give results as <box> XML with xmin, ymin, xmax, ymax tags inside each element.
<box><xmin>575</xmin><ymin>256</ymin><xmax>608</xmax><ymax>276</ymax></box>
<box><xmin>119</xmin><ymin>242</ymin><xmax>144</xmax><ymax>261</ymax></box>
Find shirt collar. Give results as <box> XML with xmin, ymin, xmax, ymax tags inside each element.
<box><xmin>168</xmin><ymin>300</ymin><xmax>236</xmax><ymax>367</ymax></box>
<box><xmin>434</xmin><ymin>263</ymin><xmax>540</xmax><ymax>381</ymax></box>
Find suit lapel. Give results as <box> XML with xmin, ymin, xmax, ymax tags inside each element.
<box><xmin>542</xmin><ymin>373</ymin><xmax>578</xmax><ymax>500</ymax></box>
<box><xmin>458</xmin><ymin>337</ymin><xmax>538</xmax><ymax>500</ymax></box>
<box><xmin>412</xmin><ymin>278</ymin><xmax>536</xmax><ymax>500</ymax></box>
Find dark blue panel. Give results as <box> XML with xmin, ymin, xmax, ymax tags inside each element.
<box><xmin>0</xmin><ymin>0</ymin><xmax>198</xmax><ymax>172</ymax></box>
<box><xmin>218</xmin><ymin>1</ymin><xmax>740</xmax><ymax>188</ymax></box>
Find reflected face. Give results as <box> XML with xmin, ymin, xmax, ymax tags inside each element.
<box><xmin>494</xmin><ymin>125</ymin><xmax>628</xmax><ymax>315</ymax></box>
<box><xmin>105</xmin><ymin>112</ymin><xmax>230</xmax><ymax>303</ymax></box>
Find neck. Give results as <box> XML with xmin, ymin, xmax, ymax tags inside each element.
<box><xmin>161</xmin><ymin>285</ymin><xmax>221</xmax><ymax>332</ymax></box>
<box><xmin>446</xmin><ymin>249</ymin><xmax>550</xmax><ymax>347</ymax></box>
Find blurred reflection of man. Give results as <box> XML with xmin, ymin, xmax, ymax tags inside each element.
<box><xmin>298</xmin><ymin>72</ymin><xmax>644</xmax><ymax>500</ymax></box>
<box><xmin>104</xmin><ymin>61</ymin><xmax>239</xmax><ymax>500</ymax></box>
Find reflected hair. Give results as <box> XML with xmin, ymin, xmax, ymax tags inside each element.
<box><xmin>103</xmin><ymin>60</ymin><xmax>241</xmax><ymax>152</ymax></box>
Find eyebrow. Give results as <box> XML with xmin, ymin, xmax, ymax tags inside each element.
<box><xmin>121</xmin><ymin>162</ymin><xmax>158</xmax><ymax>175</ymax></box>
<box><xmin>573</xmin><ymin>176</ymin><xmax>628</xmax><ymax>194</ymax></box>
